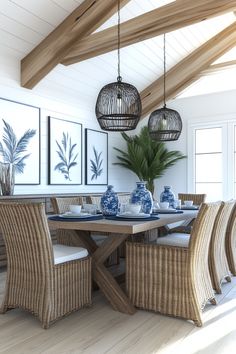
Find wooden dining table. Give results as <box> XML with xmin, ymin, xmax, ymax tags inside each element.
<box><xmin>48</xmin><ymin>210</ymin><xmax>198</xmax><ymax>315</ymax></box>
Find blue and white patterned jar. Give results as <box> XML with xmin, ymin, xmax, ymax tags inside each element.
<box><xmin>160</xmin><ymin>186</ymin><xmax>175</xmax><ymax>208</ymax></box>
<box><xmin>130</xmin><ymin>181</ymin><xmax>153</xmax><ymax>214</ymax></box>
<box><xmin>101</xmin><ymin>185</ymin><xmax>119</xmax><ymax>216</ymax></box>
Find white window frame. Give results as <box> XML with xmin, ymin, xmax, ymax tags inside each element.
<box><xmin>188</xmin><ymin>115</ymin><xmax>236</xmax><ymax>201</ymax></box>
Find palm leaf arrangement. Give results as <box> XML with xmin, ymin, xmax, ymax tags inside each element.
<box><xmin>90</xmin><ymin>146</ymin><xmax>103</xmax><ymax>180</ymax></box>
<box><xmin>0</xmin><ymin>119</ymin><xmax>36</xmax><ymax>173</ymax></box>
<box><xmin>54</xmin><ymin>132</ymin><xmax>78</xmax><ymax>181</ymax></box>
<box><xmin>113</xmin><ymin>126</ymin><xmax>186</xmax><ymax>196</ymax></box>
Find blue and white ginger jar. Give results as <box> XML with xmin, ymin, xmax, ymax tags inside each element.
<box><xmin>101</xmin><ymin>185</ymin><xmax>119</xmax><ymax>216</ymax></box>
<box><xmin>130</xmin><ymin>181</ymin><xmax>153</xmax><ymax>214</ymax></box>
<box><xmin>160</xmin><ymin>186</ymin><xmax>175</xmax><ymax>208</ymax></box>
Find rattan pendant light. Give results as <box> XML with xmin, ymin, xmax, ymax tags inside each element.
<box><xmin>148</xmin><ymin>34</ymin><xmax>182</xmax><ymax>141</ymax></box>
<box><xmin>95</xmin><ymin>0</ymin><xmax>142</xmax><ymax>131</ymax></box>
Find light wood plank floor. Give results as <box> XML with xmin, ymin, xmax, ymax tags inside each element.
<box><xmin>1</xmin><ymin>270</ymin><xmax>236</xmax><ymax>354</ymax></box>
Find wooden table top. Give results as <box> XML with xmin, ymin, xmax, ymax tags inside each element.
<box><xmin>48</xmin><ymin>210</ymin><xmax>198</xmax><ymax>235</ymax></box>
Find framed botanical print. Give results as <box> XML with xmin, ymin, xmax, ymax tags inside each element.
<box><xmin>0</xmin><ymin>97</ymin><xmax>40</xmax><ymax>184</ymax></box>
<box><xmin>85</xmin><ymin>128</ymin><xmax>108</xmax><ymax>185</ymax></box>
<box><xmin>48</xmin><ymin>116</ymin><xmax>82</xmax><ymax>185</ymax></box>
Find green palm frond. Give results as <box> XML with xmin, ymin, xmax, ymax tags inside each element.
<box><xmin>113</xmin><ymin>126</ymin><xmax>186</xmax><ymax>195</ymax></box>
<box><xmin>0</xmin><ymin>119</ymin><xmax>36</xmax><ymax>174</ymax></box>
<box><xmin>54</xmin><ymin>132</ymin><xmax>78</xmax><ymax>181</ymax></box>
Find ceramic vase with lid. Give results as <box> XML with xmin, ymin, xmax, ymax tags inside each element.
<box><xmin>160</xmin><ymin>186</ymin><xmax>175</xmax><ymax>208</ymax></box>
<box><xmin>130</xmin><ymin>181</ymin><xmax>153</xmax><ymax>214</ymax></box>
<box><xmin>101</xmin><ymin>185</ymin><xmax>119</xmax><ymax>216</ymax></box>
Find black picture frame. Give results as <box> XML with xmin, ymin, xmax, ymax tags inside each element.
<box><xmin>0</xmin><ymin>97</ymin><xmax>41</xmax><ymax>185</ymax></box>
<box><xmin>85</xmin><ymin>128</ymin><xmax>108</xmax><ymax>185</ymax></box>
<box><xmin>48</xmin><ymin>116</ymin><xmax>82</xmax><ymax>185</ymax></box>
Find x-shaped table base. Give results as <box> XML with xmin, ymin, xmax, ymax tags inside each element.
<box><xmin>74</xmin><ymin>230</ymin><xmax>136</xmax><ymax>315</ymax></box>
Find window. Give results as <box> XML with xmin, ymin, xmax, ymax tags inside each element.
<box><xmin>188</xmin><ymin>119</ymin><xmax>235</xmax><ymax>201</ymax></box>
<box><xmin>195</xmin><ymin>127</ymin><xmax>223</xmax><ymax>200</ymax></box>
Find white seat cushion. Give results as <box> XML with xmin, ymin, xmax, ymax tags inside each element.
<box><xmin>53</xmin><ymin>244</ymin><xmax>89</xmax><ymax>265</ymax></box>
<box><xmin>156</xmin><ymin>233</ymin><xmax>190</xmax><ymax>247</ymax></box>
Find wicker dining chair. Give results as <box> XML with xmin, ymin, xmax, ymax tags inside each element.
<box><xmin>178</xmin><ymin>193</ymin><xmax>207</xmax><ymax>206</ymax></box>
<box><xmin>170</xmin><ymin>193</ymin><xmax>207</xmax><ymax>233</ymax></box>
<box><xmin>51</xmin><ymin>197</ymin><xmax>84</xmax><ymax>246</ymax></box>
<box><xmin>208</xmin><ymin>200</ymin><xmax>235</xmax><ymax>293</ymax></box>
<box><xmin>126</xmin><ymin>201</ymin><xmax>221</xmax><ymax>326</ymax></box>
<box><xmin>0</xmin><ymin>202</ymin><xmax>91</xmax><ymax>329</ymax></box>
<box><xmin>225</xmin><ymin>201</ymin><xmax>236</xmax><ymax>276</ymax></box>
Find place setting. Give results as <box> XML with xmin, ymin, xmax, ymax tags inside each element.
<box><xmin>105</xmin><ymin>202</ymin><xmax>160</xmax><ymax>221</ymax></box>
<box><xmin>179</xmin><ymin>200</ymin><xmax>199</xmax><ymax>210</ymax></box>
<box><xmin>152</xmin><ymin>201</ymin><xmax>184</xmax><ymax>214</ymax></box>
<box><xmin>49</xmin><ymin>204</ymin><xmax>104</xmax><ymax>222</ymax></box>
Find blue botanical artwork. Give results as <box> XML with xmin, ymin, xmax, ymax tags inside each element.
<box><xmin>85</xmin><ymin>129</ymin><xmax>108</xmax><ymax>185</ymax></box>
<box><xmin>0</xmin><ymin>119</ymin><xmax>36</xmax><ymax>174</ymax></box>
<box><xmin>54</xmin><ymin>132</ymin><xmax>78</xmax><ymax>181</ymax></box>
<box><xmin>0</xmin><ymin>97</ymin><xmax>40</xmax><ymax>184</ymax></box>
<box><xmin>90</xmin><ymin>146</ymin><xmax>103</xmax><ymax>180</ymax></box>
<box><xmin>49</xmin><ymin>116</ymin><xmax>82</xmax><ymax>185</ymax></box>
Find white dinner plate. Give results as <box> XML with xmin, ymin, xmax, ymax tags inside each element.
<box><xmin>59</xmin><ymin>212</ymin><xmax>92</xmax><ymax>219</ymax></box>
<box><xmin>117</xmin><ymin>213</ymin><xmax>150</xmax><ymax>219</ymax></box>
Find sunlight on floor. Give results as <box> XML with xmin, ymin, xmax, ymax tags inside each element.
<box><xmin>157</xmin><ymin>298</ymin><xmax>236</xmax><ymax>354</ymax></box>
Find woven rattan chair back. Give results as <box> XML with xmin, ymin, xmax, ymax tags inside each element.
<box><xmin>225</xmin><ymin>201</ymin><xmax>236</xmax><ymax>275</ymax></box>
<box><xmin>0</xmin><ymin>202</ymin><xmax>54</xmax><ymax>275</ymax></box>
<box><xmin>178</xmin><ymin>193</ymin><xmax>206</xmax><ymax>206</ymax></box>
<box><xmin>188</xmin><ymin>202</ymin><xmax>222</xmax><ymax>272</ymax></box>
<box><xmin>51</xmin><ymin>196</ymin><xmax>84</xmax><ymax>214</ymax></box>
<box><xmin>51</xmin><ymin>197</ymin><xmax>84</xmax><ymax>246</ymax></box>
<box><xmin>0</xmin><ymin>202</ymin><xmax>91</xmax><ymax>328</ymax></box>
<box><xmin>86</xmin><ymin>195</ymin><xmax>102</xmax><ymax>209</ymax></box>
<box><xmin>187</xmin><ymin>202</ymin><xmax>222</xmax><ymax>301</ymax></box>
<box><xmin>208</xmin><ymin>200</ymin><xmax>235</xmax><ymax>293</ymax></box>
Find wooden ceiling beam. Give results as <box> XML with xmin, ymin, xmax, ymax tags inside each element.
<box><xmin>21</xmin><ymin>0</ymin><xmax>130</xmax><ymax>89</ymax></box>
<box><xmin>140</xmin><ymin>22</ymin><xmax>236</xmax><ymax>118</ymax></box>
<box><xmin>201</xmin><ymin>59</ymin><xmax>236</xmax><ymax>75</ymax></box>
<box><xmin>62</xmin><ymin>0</ymin><xmax>236</xmax><ymax>65</ymax></box>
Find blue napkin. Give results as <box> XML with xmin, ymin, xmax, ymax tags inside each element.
<box><xmin>48</xmin><ymin>215</ymin><xmax>104</xmax><ymax>222</ymax></box>
<box><xmin>152</xmin><ymin>210</ymin><xmax>184</xmax><ymax>214</ymax></box>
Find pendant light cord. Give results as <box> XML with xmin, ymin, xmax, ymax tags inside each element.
<box><xmin>117</xmin><ymin>0</ymin><xmax>122</xmax><ymax>82</ymax></box>
<box><xmin>163</xmin><ymin>33</ymin><xmax>166</xmax><ymax>108</ymax></box>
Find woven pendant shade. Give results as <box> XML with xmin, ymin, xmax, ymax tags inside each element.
<box><xmin>95</xmin><ymin>0</ymin><xmax>141</xmax><ymax>131</ymax></box>
<box><xmin>148</xmin><ymin>106</ymin><xmax>182</xmax><ymax>141</ymax></box>
<box><xmin>148</xmin><ymin>33</ymin><xmax>182</xmax><ymax>141</ymax></box>
<box><xmin>96</xmin><ymin>79</ymin><xmax>142</xmax><ymax>131</ymax></box>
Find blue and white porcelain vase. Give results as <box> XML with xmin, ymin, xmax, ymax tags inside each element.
<box><xmin>130</xmin><ymin>181</ymin><xmax>153</xmax><ymax>214</ymax></box>
<box><xmin>160</xmin><ymin>186</ymin><xmax>175</xmax><ymax>208</ymax></box>
<box><xmin>101</xmin><ymin>185</ymin><xmax>119</xmax><ymax>216</ymax></box>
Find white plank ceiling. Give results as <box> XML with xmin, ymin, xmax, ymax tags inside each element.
<box><xmin>0</xmin><ymin>0</ymin><xmax>236</xmax><ymax>110</ymax></box>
